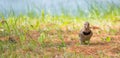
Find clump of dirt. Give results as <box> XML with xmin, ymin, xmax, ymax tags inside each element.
<box><xmin>110</xmin><ymin>46</ymin><xmax>120</xmax><ymax>53</ymax></box>
<box><xmin>26</xmin><ymin>30</ymin><xmax>40</xmax><ymax>40</ymax></box>
<box><xmin>67</xmin><ymin>46</ymin><xmax>98</xmax><ymax>55</ymax></box>
<box><xmin>104</xmin><ymin>46</ymin><xmax>120</xmax><ymax>57</ymax></box>
<box><xmin>0</xmin><ymin>35</ymin><xmax>19</xmax><ymax>43</ymax></box>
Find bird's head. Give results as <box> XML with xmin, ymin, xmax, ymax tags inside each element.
<box><xmin>84</xmin><ymin>22</ymin><xmax>90</xmax><ymax>30</ymax></box>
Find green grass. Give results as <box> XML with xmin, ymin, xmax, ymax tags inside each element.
<box><xmin>0</xmin><ymin>14</ymin><xmax>119</xmax><ymax>58</ymax></box>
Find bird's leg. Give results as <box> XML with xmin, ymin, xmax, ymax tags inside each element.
<box><xmin>87</xmin><ymin>40</ymin><xmax>90</xmax><ymax>45</ymax></box>
<box><xmin>85</xmin><ymin>40</ymin><xmax>90</xmax><ymax>45</ymax></box>
<box><xmin>80</xmin><ymin>41</ymin><xmax>85</xmax><ymax>45</ymax></box>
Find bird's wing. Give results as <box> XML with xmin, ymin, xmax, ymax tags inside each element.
<box><xmin>79</xmin><ymin>29</ymin><xmax>85</xmax><ymax>37</ymax></box>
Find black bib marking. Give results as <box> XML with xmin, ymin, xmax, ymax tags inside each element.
<box><xmin>83</xmin><ymin>31</ymin><xmax>91</xmax><ymax>35</ymax></box>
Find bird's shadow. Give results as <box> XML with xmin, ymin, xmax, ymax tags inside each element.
<box><xmin>90</xmin><ymin>42</ymin><xmax>109</xmax><ymax>46</ymax></box>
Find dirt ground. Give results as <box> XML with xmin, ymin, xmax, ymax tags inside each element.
<box><xmin>0</xmin><ymin>24</ymin><xmax>120</xmax><ymax>58</ymax></box>
<box><xmin>31</xmin><ymin>27</ymin><xmax>120</xmax><ymax>58</ymax></box>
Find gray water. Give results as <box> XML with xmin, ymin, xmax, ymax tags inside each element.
<box><xmin>0</xmin><ymin>0</ymin><xmax>120</xmax><ymax>17</ymax></box>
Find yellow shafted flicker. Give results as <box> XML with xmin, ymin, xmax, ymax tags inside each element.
<box><xmin>79</xmin><ymin>22</ymin><xmax>93</xmax><ymax>45</ymax></box>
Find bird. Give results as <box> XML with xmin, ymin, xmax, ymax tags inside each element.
<box><xmin>79</xmin><ymin>22</ymin><xmax>93</xmax><ymax>45</ymax></box>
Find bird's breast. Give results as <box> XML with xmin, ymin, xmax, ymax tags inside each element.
<box><xmin>83</xmin><ymin>31</ymin><xmax>91</xmax><ymax>35</ymax></box>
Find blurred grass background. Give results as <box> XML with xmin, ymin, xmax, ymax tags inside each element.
<box><xmin>0</xmin><ymin>0</ymin><xmax>120</xmax><ymax>18</ymax></box>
